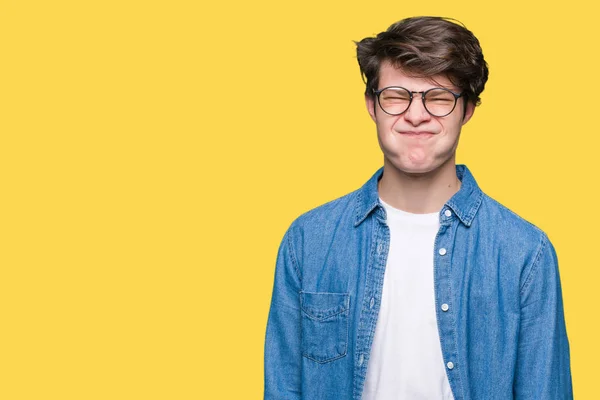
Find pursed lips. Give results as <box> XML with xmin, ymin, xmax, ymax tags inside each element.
<box><xmin>399</xmin><ymin>131</ymin><xmax>435</xmax><ymax>137</ymax></box>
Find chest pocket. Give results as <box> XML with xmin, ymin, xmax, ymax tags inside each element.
<box><xmin>300</xmin><ymin>291</ymin><xmax>350</xmax><ymax>364</ymax></box>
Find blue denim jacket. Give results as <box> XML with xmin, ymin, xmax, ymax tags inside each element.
<box><xmin>264</xmin><ymin>164</ymin><xmax>572</xmax><ymax>399</ymax></box>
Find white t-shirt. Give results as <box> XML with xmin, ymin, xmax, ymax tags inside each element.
<box><xmin>362</xmin><ymin>197</ymin><xmax>454</xmax><ymax>400</ymax></box>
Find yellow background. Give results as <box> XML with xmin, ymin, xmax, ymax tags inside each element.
<box><xmin>0</xmin><ymin>0</ymin><xmax>596</xmax><ymax>398</ymax></box>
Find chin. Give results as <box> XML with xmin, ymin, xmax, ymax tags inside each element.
<box><xmin>388</xmin><ymin>159</ymin><xmax>443</xmax><ymax>176</ymax></box>
<box><xmin>385</xmin><ymin>151</ymin><xmax>454</xmax><ymax>175</ymax></box>
<box><xmin>402</xmin><ymin>167</ymin><xmax>436</xmax><ymax>176</ymax></box>
<box><xmin>392</xmin><ymin>164</ymin><xmax>434</xmax><ymax>175</ymax></box>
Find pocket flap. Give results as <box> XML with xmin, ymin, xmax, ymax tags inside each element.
<box><xmin>300</xmin><ymin>291</ymin><xmax>350</xmax><ymax>320</ymax></box>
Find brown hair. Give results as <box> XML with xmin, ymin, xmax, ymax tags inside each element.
<box><xmin>356</xmin><ymin>16</ymin><xmax>489</xmax><ymax>107</ymax></box>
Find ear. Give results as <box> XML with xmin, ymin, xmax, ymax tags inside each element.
<box><xmin>461</xmin><ymin>101</ymin><xmax>476</xmax><ymax>126</ymax></box>
<box><xmin>365</xmin><ymin>94</ymin><xmax>377</xmax><ymax>122</ymax></box>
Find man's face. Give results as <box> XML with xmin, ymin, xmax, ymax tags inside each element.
<box><xmin>366</xmin><ymin>61</ymin><xmax>475</xmax><ymax>176</ymax></box>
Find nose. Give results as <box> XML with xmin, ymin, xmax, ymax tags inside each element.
<box><xmin>403</xmin><ymin>94</ymin><xmax>431</xmax><ymax>125</ymax></box>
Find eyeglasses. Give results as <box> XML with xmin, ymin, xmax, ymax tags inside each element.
<box><xmin>372</xmin><ymin>86</ymin><xmax>464</xmax><ymax>117</ymax></box>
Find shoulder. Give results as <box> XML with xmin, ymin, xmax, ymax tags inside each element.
<box><xmin>277</xmin><ymin>189</ymin><xmax>360</xmax><ymax>274</ymax></box>
<box><xmin>478</xmin><ymin>192</ymin><xmax>557</xmax><ymax>290</ymax></box>
<box><xmin>288</xmin><ymin>189</ymin><xmax>359</xmax><ymax>236</ymax></box>
<box><xmin>479</xmin><ymin>192</ymin><xmax>548</xmax><ymax>242</ymax></box>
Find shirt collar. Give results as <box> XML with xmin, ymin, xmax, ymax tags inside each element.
<box><xmin>354</xmin><ymin>164</ymin><xmax>484</xmax><ymax>227</ymax></box>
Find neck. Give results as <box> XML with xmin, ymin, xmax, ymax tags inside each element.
<box><xmin>377</xmin><ymin>158</ymin><xmax>461</xmax><ymax>214</ymax></box>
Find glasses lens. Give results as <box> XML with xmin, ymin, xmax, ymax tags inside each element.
<box><xmin>424</xmin><ymin>88</ymin><xmax>457</xmax><ymax>117</ymax></box>
<box><xmin>379</xmin><ymin>87</ymin><xmax>411</xmax><ymax>115</ymax></box>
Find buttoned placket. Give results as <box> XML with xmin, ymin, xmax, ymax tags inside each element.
<box><xmin>353</xmin><ymin>206</ymin><xmax>390</xmax><ymax>400</ymax></box>
<box><xmin>434</xmin><ymin>206</ymin><xmax>464</xmax><ymax>400</ymax></box>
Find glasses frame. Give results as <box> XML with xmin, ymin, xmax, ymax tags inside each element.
<box><xmin>372</xmin><ymin>86</ymin><xmax>465</xmax><ymax>117</ymax></box>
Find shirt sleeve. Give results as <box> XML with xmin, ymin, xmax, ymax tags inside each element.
<box><xmin>513</xmin><ymin>233</ymin><xmax>573</xmax><ymax>399</ymax></box>
<box><xmin>264</xmin><ymin>224</ymin><xmax>302</xmax><ymax>399</ymax></box>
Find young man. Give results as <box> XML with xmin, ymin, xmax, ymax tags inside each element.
<box><xmin>264</xmin><ymin>16</ymin><xmax>572</xmax><ymax>400</ymax></box>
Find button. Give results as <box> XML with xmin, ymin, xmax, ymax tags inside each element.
<box><xmin>439</xmin><ymin>248</ymin><xmax>447</xmax><ymax>256</ymax></box>
<box><xmin>441</xmin><ymin>303</ymin><xmax>449</xmax><ymax>312</ymax></box>
<box><xmin>447</xmin><ymin>361</ymin><xmax>454</xmax><ymax>370</ymax></box>
<box><xmin>377</xmin><ymin>243</ymin><xmax>383</xmax><ymax>253</ymax></box>
<box><xmin>358</xmin><ymin>354</ymin><xmax>364</xmax><ymax>366</ymax></box>
<box><xmin>444</xmin><ymin>209</ymin><xmax>452</xmax><ymax>217</ymax></box>
<box><xmin>369</xmin><ymin>297</ymin><xmax>375</xmax><ymax>309</ymax></box>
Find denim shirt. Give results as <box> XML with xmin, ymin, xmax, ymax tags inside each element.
<box><xmin>264</xmin><ymin>164</ymin><xmax>573</xmax><ymax>399</ymax></box>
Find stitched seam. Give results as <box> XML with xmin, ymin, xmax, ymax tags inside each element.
<box><xmin>300</xmin><ymin>307</ymin><xmax>348</xmax><ymax>321</ymax></box>
<box><xmin>302</xmin><ymin>291</ymin><xmax>349</xmax><ymax>295</ymax></box>
<box><xmin>355</xmin><ymin>190</ymin><xmax>362</xmax><ymax>225</ymax></box>
<box><xmin>520</xmin><ymin>233</ymin><xmax>546</xmax><ymax>296</ymax></box>
<box><xmin>465</xmin><ymin>191</ymin><xmax>483</xmax><ymax>225</ymax></box>
<box><xmin>302</xmin><ymin>351</ymin><xmax>347</xmax><ymax>364</ymax></box>
<box><xmin>353</xmin><ymin>219</ymin><xmax>381</xmax><ymax>399</ymax></box>
<box><xmin>356</xmin><ymin>220</ymin><xmax>388</xmax><ymax>397</ymax></box>
<box><xmin>448</xmin><ymin>224</ymin><xmax>466</xmax><ymax>400</ymax></box>
<box><xmin>286</xmin><ymin>224</ymin><xmax>302</xmax><ymax>284</ymax></box>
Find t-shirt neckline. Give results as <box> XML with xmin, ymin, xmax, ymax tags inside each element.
<box><xmin>379</xmin><ymin>196</ymin><xmax>441</xmax><ymax>223</ymax></box>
